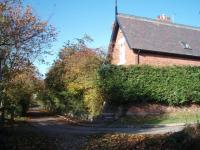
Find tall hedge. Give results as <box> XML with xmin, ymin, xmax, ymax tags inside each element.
<box><xmin>98</xmin><ymin>65</ymin><xmax>200</xmax><ymax>106</ymax></box>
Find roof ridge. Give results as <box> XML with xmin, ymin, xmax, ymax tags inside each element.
<box><xmin>117</xmin><ymin>13</ymin><xmax>200</xmax><ymax>31</ymax></box>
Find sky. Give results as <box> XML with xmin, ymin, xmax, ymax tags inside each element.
<box><xmin>23</xmin><ymin>0</ymin><xmax>200</xmax><ymax>76</ymax></box>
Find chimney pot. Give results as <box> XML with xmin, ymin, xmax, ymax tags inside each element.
<box><xmin>157</xmin><ymin>14</ymin><xmax>171</xmax><ymax>23</ymax></box>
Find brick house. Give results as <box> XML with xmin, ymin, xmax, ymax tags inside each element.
<box><xmin>108</xmin><ymin>13</ymin><xmax>200</xmax><ymax>66</ymax></box>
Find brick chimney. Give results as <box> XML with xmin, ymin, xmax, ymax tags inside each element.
<box><xmin>157</xmin><ymin>14</ymin><xmax>171</xmax><ymax>23</ymax></box>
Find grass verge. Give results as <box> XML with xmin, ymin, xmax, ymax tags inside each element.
<box><xmin>114</xmin><ymin>112</ymin><xmax>200</xmax><ymax>125</ymax></box>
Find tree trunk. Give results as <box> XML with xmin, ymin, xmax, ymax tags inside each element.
<box><xmin>10</xmin><ymin>109</ymin><xmax>14</xmax><ymax>123</ymax></box>
<box><xmin>21</xmin><ymin>108</ymin><xmax>27</xmax><ymax>117</ymax></box>
<box><xmin>1</xmin><ymin>107</ymin><xmax>5</xmax><ymax>123</ymax></box>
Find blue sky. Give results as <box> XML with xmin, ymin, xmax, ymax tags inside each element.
<box><xmin>24</xmin><ymin>0</ymin><xmax>200</xmax><ymax>76</ymax></box>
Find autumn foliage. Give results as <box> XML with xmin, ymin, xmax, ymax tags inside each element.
<box><xmin>44</xmin><ymin>36</ymin><xmax>105</xmax><ymax>118</ymax></box>
<box><xmin>0</xmin><ymin>0</ymin><xmax>56</xmax><ymax>121</ymax></box>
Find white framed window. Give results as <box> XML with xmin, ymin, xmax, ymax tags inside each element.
<box><xmin>118</xmin><ymin>37</ymin><xmax>126</xmax><ymax>65</ymax></box>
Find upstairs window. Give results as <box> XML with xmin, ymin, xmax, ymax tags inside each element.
<box><xmin>118</xmin><ymin>37</ymin><xmax>126</xmax><ymax>65</ymax></box>
<box><xmin>180</xmin><ymin>41</ymin><xmax>192</xmax><ymax>50</ymax></box>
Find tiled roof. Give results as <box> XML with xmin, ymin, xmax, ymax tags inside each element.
<box><xmin>117</xmin><ymin>13</ymin><xmax>200</xmax><ymax>57</ymax></box>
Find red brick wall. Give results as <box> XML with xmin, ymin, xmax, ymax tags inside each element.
<box><xmin>139</xmin><ymin>53</ymin><xmax>200</xmax><ymax>66</ymax></box>
<box><xmin>111</xmin><ymin>29</ymin><xmax>200</xmax><ymax>66</ymax></box>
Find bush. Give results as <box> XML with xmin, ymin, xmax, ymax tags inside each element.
<box><xmin>44</xmin><ymin>36</ymin><xmax>105</xmax><ymax>118</ymax></box>
<box><xmin>98</xmin><ymin>64</ymin><xmax>200</xmax><ymax>106</ymax></box>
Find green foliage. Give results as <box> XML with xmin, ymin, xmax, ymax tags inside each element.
<box><xmin>99</xmin><ymin>64</ymin><xmax>200</xmax><ymax>106</ymax></box>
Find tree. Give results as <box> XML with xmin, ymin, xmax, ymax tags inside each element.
<box><xmin>44</xmin><ymin>35</ymin><xmax>105</xmax><ymax>118</ymax></box>
<box><xmin>5</xmin><ymin>66</ymin><xmax>41</xmax><ymax>120</ymax></box>
<box><xmin>0</xmin><ymin>0</ymin><xmax>57</xmax><ymax>121</ymax></box>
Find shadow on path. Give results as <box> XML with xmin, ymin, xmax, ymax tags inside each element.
<box><xmin>0</xmin><ymin>108</ymin><xmax>187</xmax><ymax>150</ymax></box>
<box><xmin>26</xmin><ymin>108</ymin><xmax>185</xmax><ymax>136</ymax></box>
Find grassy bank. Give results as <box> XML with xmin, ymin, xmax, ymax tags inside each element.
<box><xmin>115</xmin><ymin>112</ymin><xmax>200</xmax><ymax>125</ymax></box>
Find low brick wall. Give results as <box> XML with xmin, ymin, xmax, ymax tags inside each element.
<box><xmin>127</xmin><ymin>104</ymin><xmax>200</xmax><ymax>116</ymax></box>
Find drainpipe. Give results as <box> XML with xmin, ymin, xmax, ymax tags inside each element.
<box><xmin>137</xmin><ymin>49</ymin><xmax>141</xmax><ymax>64</ymax></box>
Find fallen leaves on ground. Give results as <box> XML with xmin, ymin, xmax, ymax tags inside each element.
<box><xmin>83</xmin><ymin>125</ymin><xmax>200</xmax><ymax>150</ymax></box>
<box><xmin>1</xmin><ymin>123</ymin><xmax>200</xmax><ymax>150</ymax></box>
<box><xmin>0</xmin><ymin>122</ymin><xmax>89</xmax><ymax>150</ymax></box>
<box><xmin>0</xmin><ymin>124</ymin><xmax>60</xmax><ymax>150</ymax></box>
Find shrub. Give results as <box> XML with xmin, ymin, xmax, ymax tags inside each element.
<box><xmin>44</xmin><ymin>36</ymin><xmax>105</xmax><ymax>118</ymax></box>
<box><xmin>98</xmin><ymin>64</ymin><xmax>200</xmax><ymax>106</ymax></box>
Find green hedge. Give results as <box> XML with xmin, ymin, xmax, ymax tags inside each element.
<box><xmin>98</xmin><ymin>65</ymin><xmax>200</xmax><ymax>106</ymax></box>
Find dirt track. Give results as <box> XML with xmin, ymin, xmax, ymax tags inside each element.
<box><xmin>27</xmin><ymin>109</ymin><xmax>185</xmax><ymax>135</ymax></box>
<box><xmin>0</xmin><ymin>109</ymin><xmax>186</xmax><ymax>150</ymax></box>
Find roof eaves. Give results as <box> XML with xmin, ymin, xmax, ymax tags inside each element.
<box><xmin>135</xmin><ymin>48</ymin><xmax>200</xmax><ymax>59</ymax></box>
<box><xmin>116</xmin><ymin>16</ymin><xmax>133</xmax><ymax>50</ymax></box>
<box><xmin>107</xmin><ymin>20</ymin><xmax>119</xmax><ymax>61</ymax></box>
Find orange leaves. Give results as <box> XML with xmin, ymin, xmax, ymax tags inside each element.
<box><xmin>0</xmin><ymin>0</ymin><xmax>56</xmax><ymax>76</ymax></box>
<box><xmin>84</xmin><ymin>133</ymin><xmax>162</xmax><ymax>150</ymax></box>
<box><xmin>44</xmin><ymin>36</ymin><xmax>104</xmax><ymax>117</ymax></box>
